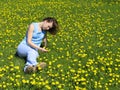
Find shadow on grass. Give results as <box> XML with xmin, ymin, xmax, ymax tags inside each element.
<box><xmin>14</xmin><ymin>52</ymin><xmax>27</xmax><ymax>64</ymax></box>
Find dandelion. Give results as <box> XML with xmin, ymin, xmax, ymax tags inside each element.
<box><xmin>9</xmin><ymin>77</ymin><xmax>14</xmax><ymax>81</ymax></box>
<box><xmin>22</xmin><ymin>79</ymin><xmax>28</xmax><ymax>84</ymax></box>
<box><xmin>3</xmin><ymin>85</ymin><xmax>6</xmax><ymax>88</ymax></box>
<box><xmin>32</xmin><ymin>73</ymin><xmax>36</xmax><ymax>77</ymax></box>
<box><xmin>51</xmin><ymin>82</ymin><xmax>55</xmax><ymax>85</ymax></box>
<box><xmin>101</xmin><ymin>66</ymin><xmax>105</xmax><ymax>71</ymax></box>
<box><xmin>9</xmin><ymin>55</ymin><xmax>14</xmax><ymax>60</ymax></box>
<box><xmin>105</xmin><ymin>87</ymin><xmax>109</xmax><ymax>90</ymax></box>
<box><xmin>81</xmin><ymin>53</ymin><xmax>87</xmax><ymax>58</ymax></box>
<box><xmin>45</xmin><ymin>80</ymin><xmax>49</xmax><ymax>84</ymax></box>
<box><xmin>0</xmin><ymin>52</ymin><xmax>3</xmax><ymax>56</ymax></box>
<box><xmin>55</xmin><ymin>81</ymin><xmax>59</xmax><ymax>85</ymax></box>
<box><xmin>30</xmin><ymin>80</ymin><xmax>36</xmax><ymax>85</ymax></box>
<box><xmin>75</xmin><ymin>86</ymin><xmax>81</xmax><ymax>90</ymax></box>
<box><xmin>10</xmin><ymin>68</ymin><xmax>14</xmax><ymax>71</ymax></box>
<box><xmin>70</xmin><ymin>69</ymin><xmax>75</xmax><ymax>73</ymax></box>
<box><xmin>57</xmin><ymin>64</ymin><xmax>62</xmax><ymax>68</ymax></box>
<box><xmin>14</xmin><ymin>66</ymin><xmax>20</xmax><ymax>70</ymax></box>
<box><xmin>45</xmin><ymin>85</ymin><xmax>51</xmax><ymax>90</ymax></box>
<box><xmin>93</xmin><ymin>69</ymin><xmax>97</xmax><ymax>75</ymax></box>
<box><xmin>58</xmin><ymin>84</ymin><xmax>62</xmax><ymax>89</ymax></box>
<box><xmin>0</xmin><ymin>74</ymin><xmax>4</xmax><ymax>78</ymax></box>
<box><xmin>80</xmin><ymin>77</ymin><xmax>86</xmax><ymax>82</ymax></box>
<box><xmin>16</xmin><ymin>75</ymin><xmax>21</xmax><ymax>78</ymax></box>
<box><xmin>81</xmin><ymin>82</ymin><xmax>86</xmax><ymax>85</ymax></box>
<box><xmin>66</xmin><ymin>51</ymin><xmax>70</xmax><ymax>57</ymax></box>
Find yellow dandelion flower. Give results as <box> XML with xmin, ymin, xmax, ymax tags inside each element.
<box><xmin>58</xmin><ymin>84</ymin><xmax>62</xmax><ymax>89</ymax></box>
<box><xmin>55</xmin><ymin>81</ymin><xmax>59</xmax><ymax>85</ymax></box>
<box><xmin>51</xmin><ymin>82</ymin><xmax>55</xmax><ymax>85</ymax></box>
<box><xmin>45</xmin><ymin>85</ymin><xmax>51</xmax><ymax>90</ymax></box>
<box><xmin>22</xmin><ymin>79</ymin><xmax>27</xmax><ymax>84</ymax></box>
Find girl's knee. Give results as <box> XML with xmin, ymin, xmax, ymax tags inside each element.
<box><xmin>28</xmin><ymin>49</ymin><xmax>39</xmax><ymax>57</ymax></box>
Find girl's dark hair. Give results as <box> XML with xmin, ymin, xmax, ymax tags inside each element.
<box><xmin>43</xmin><ymin>17</ymin><xmax>59</xmax><ymax>35</ymax></box>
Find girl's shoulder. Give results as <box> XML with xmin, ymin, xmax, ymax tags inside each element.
<box><xmin>31</xmin><ymin>22</ymin><xmax>39</xmax><ymax>26</ymax></box>
<box><xmin>31</xmin><ymin>22</ymin><xmax>39</xmax><ymax>30</ymax></box>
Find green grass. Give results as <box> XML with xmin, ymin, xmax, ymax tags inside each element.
<box><xmin>0</xmin><ymin>0</ymin><xmax>120</xmax><ymax>90</ymax></box>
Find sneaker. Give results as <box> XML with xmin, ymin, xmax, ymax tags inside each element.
<box><xmin>36</xmin><ymin>62</ymin><xmax>47</xmax><ymax>70</ymax></box>
<box><xmin>25</xmin><ymin>65</ymin><xmax>36</xmax><ymax>73</ymax></box>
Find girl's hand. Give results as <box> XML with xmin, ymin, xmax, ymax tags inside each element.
<box><xmin>39</xmin><ymin>48</ymin><xmax>48</xmax><ymax>52</ymax></box>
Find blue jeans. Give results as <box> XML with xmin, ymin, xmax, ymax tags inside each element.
<box><xmin>17</xmin><ymin>43</ymin><xmax>39</xmax><ymax>72</ymax></box>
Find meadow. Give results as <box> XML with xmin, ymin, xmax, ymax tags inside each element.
<box><xmin>0</xmin><ymin>0</ymin><xmax>120</xmax><ymax>90</ymax></box>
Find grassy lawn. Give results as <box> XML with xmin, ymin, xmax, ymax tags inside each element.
<box><xmin>0</xmin><ymin>0</ymin><xmax>120</xmax><ymax>90</ymax></box>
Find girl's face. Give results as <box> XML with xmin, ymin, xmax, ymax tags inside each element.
<box><xmin>42</xmin><ymin>21</ymin><xmax>53</xmax><ymax>30</ymax></box>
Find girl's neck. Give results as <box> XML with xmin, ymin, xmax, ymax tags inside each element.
<box><xmin>39</xmin><ymin>22</ymin><xmax>43</xmax><ymax>28</ymax></box>
<box><xmin>38</xmin><ymin>22</ymin><xmax>43</xmax><ymax>31</ymax></box>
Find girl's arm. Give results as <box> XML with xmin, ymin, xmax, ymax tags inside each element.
<box><xmin>27</xmin><ymin>23</ymin><xmax>48</xmax><ymax>52</ymax></box>
<box><xmin>43</xmin><ymin>33</ymin><xmax>47</xmax><ymax>48</ymax></box>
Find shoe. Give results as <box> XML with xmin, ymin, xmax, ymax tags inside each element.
<box><xmin>25</xmin><ymin>65</ymin><xmax>36</xmax><ymax>74</ymax></box>
<box><xmin>36</xmin><ymin>62</ymin><xmax>47</xmax><ymax>70</ymax></box>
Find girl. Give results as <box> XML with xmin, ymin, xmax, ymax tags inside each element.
<box><xmin>16</xmin><ymin>17</ymin><xmax>59</xmax><ymax>73</ymax></box>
